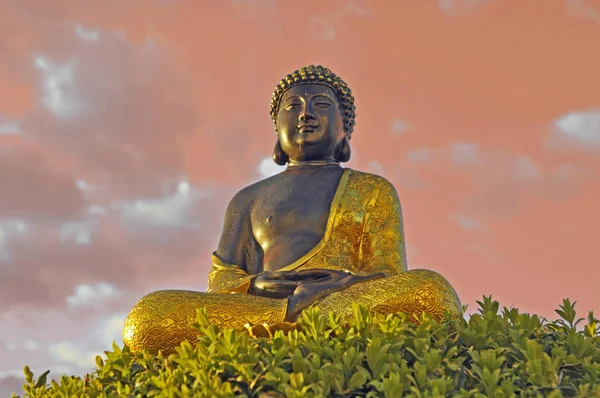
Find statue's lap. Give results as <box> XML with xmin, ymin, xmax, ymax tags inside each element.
<box><xmin>123</xmin><ymin>269</ymin><xmax>461</xmax><ymax>355</ymax></box>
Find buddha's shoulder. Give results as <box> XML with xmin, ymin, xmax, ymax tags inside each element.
<box><xmin>346</xmin><ymin>168</ymin><xmax>399</xmax><ymax>194</ymax></box>
<box><xmin>226</xmin><ymin>174</ymin><xmax>282</xmax><ymax>210</ymax></box>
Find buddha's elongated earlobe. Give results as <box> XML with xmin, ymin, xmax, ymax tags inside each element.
<box><xmin>337</xmin><ymin>136</ymin><xmax>351</xmax><ymax>163</ymax></box>
<box><xmin>273</xmin><ymin>139</ymin><xmax>289</xmax><ymax>165</ymax></box>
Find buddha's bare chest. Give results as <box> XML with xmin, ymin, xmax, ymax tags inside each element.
<box><xmin>250</xmin><ymin>171</ymin><xmax>342</xmax><ymax>251</ymax></box>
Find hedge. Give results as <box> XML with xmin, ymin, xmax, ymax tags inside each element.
<box><xmin>12</xmin><ymin>296</ymin><xmax>600</xmax><ymax>397</ymax></box>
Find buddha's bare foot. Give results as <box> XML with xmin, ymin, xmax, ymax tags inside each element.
<box><xmin>285</xmin><ymin>272</ymin><xmax>385</xmax><ymax>322</ymax></box>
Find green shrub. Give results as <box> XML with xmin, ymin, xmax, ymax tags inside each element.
<box><xmin>13</xmin><ymin>297</ymin><xmax>600</xmax><ymax>397</ymax></box>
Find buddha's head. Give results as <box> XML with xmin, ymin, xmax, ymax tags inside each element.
<box><xmin>270</xmin><ymin>65</ymin><xmax>356</xmax><ymax>165</ymax></box>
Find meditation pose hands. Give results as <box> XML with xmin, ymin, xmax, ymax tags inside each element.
<box><xmin>250</xmin><ymin>269</ymin><xmax>386</xmax><ymax>321</ymax></box>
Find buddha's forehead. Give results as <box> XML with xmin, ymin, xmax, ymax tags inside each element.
<box><xmin>282</xmin><ymin>84</ymin><xmax>338</xmax><ymax>101</ymax></box>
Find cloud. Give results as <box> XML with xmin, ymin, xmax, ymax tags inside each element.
<box><xmin>309</xmin><ymin>2</ymin><xmax>370</xmax><ymax>40</ymax></box>
<box><xmin>118</xmin><ymin>180</ymin><xmax>211</xmax><ymax>228</ymax></box>
<box><xmin>451</xmin><ymin>142</ymin><xmax>480</xmax><ymax>166</ymax></box>
<box><xmin>19</xmin><ymin>23</ymin><xmax>199</xmax><ymax>199</ymax></box>
<box><xmin>60</xmin><ymin>221</ymin><xmax>93</xmax><ymax>245</ymax></box>
<box><xmin>49</xmin><ymin>341</ymin><xmax>96</xmax><ymax>369</ymax></box>
<box><xmin>257</xmin><ymin>156</ymin><xmax>285</xmax><ymax>178</ymax></box>
<box><xmin>0</xmin><ymin>374</ymin><xmax>23</xmax><ymax>398</ymax></box>
<box><xmin>229</xmin><ymin>0</ymin><xmax>278</xmax><ymax>17</ymax></box>
<box><xmin>66</xmin><ymin>282</ymin><xmax>121</xmax><ymax>309</ymax></box>
<box><xmin>453</xmin><ymin>215</ymin><xmax>481</xmax><ymax>230</ymax></box>
<box><xmin>34</xmin><ymin>56</ymin><xmax>87</xmax><ymax>119</ymax></box>
<box><xmin>24</xmin><ymin>341</ymin><xmax>38</xmax><ymax>351</ymax></box>
<box><xmin>0</xmin><ymin>220</ymin><xmax>28</xmax><ymax>262</ymax></box>
<box><xmin>366</xmin><ymin>160</ymin><xmax>385</xmax><ymax>175</ymax></box>
<box><xmin>0</xmin><ymin>116</ymin><xmax>20</xmax><ymax>135</ymax></box>
<box><xmin>74</xmin><ymin>24</ymin><xmax>100</xmax><ymax>42</ymax></box>
<box><xmin>407</xmin><ymin>147</ymin><xmax>432</xmax><ymax>163</ymax></box>
<box><xmin>438</xmin><ymin>0</ymin><xmax>493</xmax><ymax>15</ymax></box>
<box><xmin>407</xmin><ymin>142</ymin><xmax>480</xmax><ymax>166</ymax></box>
<box><xmin>4</xmin><ymin>342</ymin><xmax>16</xmax><ymax>352</ymax></box>
<box><xmin>95</xmin><ymin>314</ymin><xmax>127</xmax><ymax>347</ymax></box>
<box><xmin>564</xmin><ymin>0</ymin><xmax>600</xmax><ymax>24</ymax></box>
<box><xmin>0</xmin><ymin>149</ymin><xmax>86</xmax><ymax>221</ymax></box>
<box><xmin>0</xmin><ymin>12</ymin><xmax>221</xmax><ymax>317</ymax></box>
<box><xmin>401</xmin><ymin>142</ymin><xmax>588</xmax><ymax>215</ymax></box>
<box><xmin>549</xmin><ymin>109</ymin><xmax>600</xmax><ymax>152</ymax></box>
<box><xmin>390</xmin><ymin>119</ymin><xmax>412</xmax><ymax>136</ymax></box>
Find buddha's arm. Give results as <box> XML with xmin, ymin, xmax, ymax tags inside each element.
<box><xmin>208</xmin><ymin>190</ymin><xmax>263</xmax><ymax>294</ymax></box>
<box><xmin>361</xmin><ymin>178</ymin><xmax>408</xmax><ymax>274</ymax></box>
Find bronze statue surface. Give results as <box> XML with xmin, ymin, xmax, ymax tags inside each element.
<box><xmin>123</xmin><ymin>65</ymin><xmax>462</xmax><ymax>355</ymax></box>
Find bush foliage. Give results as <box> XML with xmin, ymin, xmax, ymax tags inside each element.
<box><xmin>14</xmin><ymin>297</ymin><xmax>600</xmax><ymax>397</ymax></box>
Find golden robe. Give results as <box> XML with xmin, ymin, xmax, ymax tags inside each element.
<box><xmin>123</xmin><ymin>169</ymin><xmax>462</xmax><ymax>354</ymax></box>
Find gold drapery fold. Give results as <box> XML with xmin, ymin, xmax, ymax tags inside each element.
<box><xmin>123</xmin><ymin>290</ymin><xmax>288</xmax><ymax>355</ymax></box>
<box><xmin>279</xmin><ymin>168</ymin><xmax>408</xmax><ymax>275</ymax></box>
<box><xmin>206</xmin><ymin>253</ymin><xmax>257</xmax><ymax>294</ymax></box>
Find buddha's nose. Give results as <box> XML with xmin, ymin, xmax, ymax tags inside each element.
<box><xmin>299</xmin><ymin>111</ymin><xmax>315</xmax><ymax>121</ymax></box>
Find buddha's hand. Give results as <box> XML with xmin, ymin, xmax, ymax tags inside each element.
<box><xmin>285</xmin><ymin>271</ymin><xmax>386</xmax><ymax>322</ymax></box>
<box><xmin>251</xmin><ymin>269</ymin><xmax>355</xmax><ymax>299</ymax></box>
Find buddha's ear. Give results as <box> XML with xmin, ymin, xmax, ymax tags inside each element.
<box><xmin>337</xmin><ymin>136</ymin><xmax>351</xmax><ymax>163</ymax></box>
<box><xmin>273</xmin><ymin>140</ymin><xmax>289</xmax><ymax>165</ymax></box>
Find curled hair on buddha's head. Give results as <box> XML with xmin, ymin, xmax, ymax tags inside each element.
<box><xmin>270</xmin><ymin>65</ymin><xmax>356</xmax><ymax>138</ymax></box>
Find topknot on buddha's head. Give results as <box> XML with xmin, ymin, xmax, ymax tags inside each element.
<box><xmin>270</xmin><ymin>65</ymin><xmax>356</xmax><ymax>136</ymax></box>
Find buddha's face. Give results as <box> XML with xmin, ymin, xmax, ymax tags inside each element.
<box><xmin>276</xmin><ymin>84</ymin><xmax>345</xmax><ymax>162</ymax></box>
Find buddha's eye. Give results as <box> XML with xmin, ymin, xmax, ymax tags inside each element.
<box><xmin>314</xmin><ymin>102</ymin><xmax>332</xmax><ymax>109</ymax></box>
<box><xmin>284</xmin><ymin>103</ymin><xmax>300</xmax><ymax>110</ymax></box>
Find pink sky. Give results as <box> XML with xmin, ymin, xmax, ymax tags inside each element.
<box><xmin>1</xmin><ymin>0</ymin><xmax>600</xmax><ymax>394</ymax></box>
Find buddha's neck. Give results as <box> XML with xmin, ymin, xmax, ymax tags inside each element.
<box><xmin>287</xmin><ymin>159</ymin><xmax>341</xmax><ymax>169</ymax></box>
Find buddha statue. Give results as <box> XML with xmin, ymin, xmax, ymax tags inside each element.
<box><xmin>123</xmin><ymin>65</ymin><xmax>462</xmax><ymax>355</ymax></box>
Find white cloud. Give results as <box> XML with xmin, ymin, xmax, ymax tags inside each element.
<box><xmin>514</xmin><ymin>155</ymin><xmax>538</xmax><ymax>180</ymax></box>
<box><xmin>34</xmin><ymin>56</ymin><xmax>87</xmax><ymax>119</ymax></box>
<box><xmin>49</xmin><ymin>341</ymin><xmax>96</xmax><ymax>369</ymax></box>
<box><xmin>119</xmin><ymin>180</ymin><xmax>211</xmax><ymax>228</ymax></box>
<box><xmin>390</xmin><ymin>119</ymin><xmax>412</xmax><ymax>135</ymax></box>
<box><xmin>452</xmin><ymin>142</ymin><xmax>479</xmax><ymax>165</ymax></box>
<box><xmin>0</xmin><ymin>230</ymin><xmax>9</xmax><ymax>262</ymax></box>
<box><xmin>366</xmin><ymin>160</ymin><xmax>385</xmax><ymax>175</ymax></box>
<box><xmin>0</xmin><ymin>116</ymin><xmax>20</xmax><ymax>135</ymax></box>
<box><xmin>24</xmin><ymin>341</ymin><xmax>38</xmax><ymax>351</ymax></box>
<box><xmin>439</xmin><ymin>0</ymin><xmax>493</xmax><ymax>15</ymax></box>
<box><xmin>86</xmin><ymin>205</ymin><xmax>108</xmax><ymax>217</ymax></box>
<box><xmin>74</xmin><ymin>24</ymin><xmax>100</xmax><ymax>42</ymax></box>
<box><xmin>66</xmin><ymin>282</ymin><xmax>121</xmax><ymax>309</ymax></box>
<box><xmin>96</xmin><ymin>314</ymin><xmax>127</xmax><ymax>347</ymax></box>
<box><xmin>0</xmin><ymin>220</ymin><xmax>28</xmax><ymax>262</ymax></box>
<box><xmin>0</xmin><ymin>370</ymin><xmax>22</xmax><ymax>378</ymax></box>
<box><xmin>4</xmin><ymin>342</ymin><xmax>16</xmax><ymax>352</ymax></box>
<box><xmin>565</xmin><ymin>0</ymin><xmax>600</xmax><ymax>24</ymax></box>
<box><xmin>406</xmin><ymin>143</ymin><xmax>538</xmax><ymax>182</ymax></box>
<box><xmin>407</xmin><ymin>147</ymin><xmax>432</xmax><ymax>163</ymax></box>
<box><xmin>454</xmin><ymin>215</ymin><xmax>480</xmax><ymax>230</ymax></box>
<box><xmin>405</xmin><ymin>243</ymin><xmax>420</xmax><ymax>258</ymax></box>
<box><xmin>401</xmin><ymin>143</ymin><xmax>574</xmax><ymax>213</ymax></box>
<box><xmin>76</xmin><ymin>180</ymin><xmax>94</xmax><ymax>193</ymax></box>
<box><xmin>60</xmin><ymin>221</ymin><xmax>92</xmax><ymax>245</ymax></box>
<box><xmin>87</xmin><ymin>205</ymin><xmax>108</xmax><ymax>217</ymax></box>
<box><xmin>229</xmin><ymin>0</ymin><xmax>277</xmax><ymax>14</ymax></box>
<box><xmin>549</xmin><ymin>109</ymin><xmax>600</xmax><ymax>151</ymax></box>
<box><xmin>309</xmin><ymin>2</ymin><xmax>370</xmax><ymax>40</ymax></box>
<box><xmin>258</xmin><ymin>156</ymin><xmax>285</xmax><ymax>178</ymax></box>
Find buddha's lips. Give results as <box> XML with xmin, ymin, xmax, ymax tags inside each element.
<box><xmin>298</xmin><ymin>124</ymin><xmax>318</xmax><ymax>133</ymax></box>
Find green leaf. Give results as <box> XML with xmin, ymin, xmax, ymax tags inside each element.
<box><xmin>347</xmin><ymin>370</ymin><xmax>367</xmax><ymax>390</ymax></box>
<box><xmin>34</xmin><ymin>370</ymin><xmax>50</xmax><ymax>388</ymax></box>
